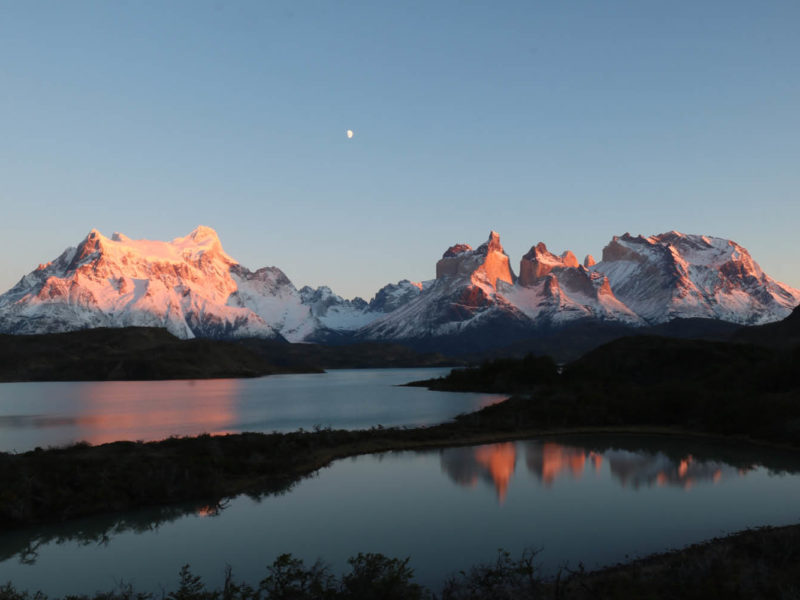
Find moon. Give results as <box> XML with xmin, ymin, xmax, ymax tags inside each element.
<box><xmin>346</xmin><ymin>129</ymin><xmax>354</xmax><ymax>139</ymax></box>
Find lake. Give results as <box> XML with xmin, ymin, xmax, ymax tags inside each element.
<box><xmin>1</xmin><ymin>434</ymin><xmax>799</xmax><ymax>595</ymax></box>
<box><xmin>0</xmin><ymin>368</ymin><xmax>504</xmax><ymax>452</ymax></box>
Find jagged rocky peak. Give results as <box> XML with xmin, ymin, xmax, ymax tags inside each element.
<box><xmin>561</xmin><ymin>250</ymin><xmax>579</xmax><ymax>268</ymax></box>
<box><xmin>601</xmin><ymin>231</ymin><xmax>757</xmax><ymax>272</ymax></box>
<box><xmin>595</xmin><ymin>231</ymin><xmax>800</xmax><ymax>324</ymax></box>
<box><xmin>73</xmin><ymin>225</ymin><xmax>234</xmax><ymax>269</ymax></box>
<box><xmin>299</xmin><ymin>285</ymin><xmax>368</xmax><ymax>315</ymax></box>
<box><xmin>299</xmin><ymin>285</ymin><xmax>339</xmax><ymax>306</ymax></box>
<box><xmin>518</xmin><ymin>242</ymin><xmax>582</xmax><ymax>286</ymax></box>
<box><xmin>369</xmin><ymin>280</ymin><xmax>424</xmax><ymax>313</ymax></box>
<box><xmin>477</xmin><ymin>230</ymin><xmax>504</xmax><ymax>255</ymax></box>
<box><xmin>74</xmin><ymin>228</ymin><xmax>105</xmax><ymax>259</ymax></box>
<box><xmin>3</xmin><ymin>225</ymin><xmax>799</xmax><ymax>347</ymax></box>
<box><xmin>435</xmin><ymin>231</ymin><xmax>513</xmax><ymax>289</ymax></box>
<box><xmin>601</xmin><ymin>233</ymin><xmax>650</xmax><ymax>263</ymax></box>
<box><xmin>0</xmin><ymin>225</ymin><xmax>279</xmax><ymax>340</ymax></box>
<box><xmin>442</xmin><ymin>243</ymin><xmax>473</xmax><ymax>258</ymax></box>
<box><xmin>584</xmin><ymin>254</ymin><xmax>596</xmax><ymax>268</ymax></box>
<box><xmin>232</xmin><ymin>264</ymin><xmax>295</xmax><ymax>290</ymax></box>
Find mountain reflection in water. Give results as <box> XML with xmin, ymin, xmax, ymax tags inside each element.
<box><xmin>0</xmin><ymin>369</ymin><xmax>505</xmax><ymax>452</ymax></box>
<box><xmin>442</xmin><ymin>443</ymin><xmax>518</xmax><ymax>502</ymax></box>
<box><xmin>73</xmin><ymin>379</ymin><xmax>241</xmax><ymax>445</ymax></box>
<box><xmin>440</xmin><ymin>438</ymin><xmax>756</xmax><ymax>501</ymax></box>
<box><xmin>3</xmin><ymin>435</ymin><xmax>797</xmax><ymax>571</ymax></box>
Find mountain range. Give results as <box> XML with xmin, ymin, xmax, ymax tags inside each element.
<box><xmin>0</xmin><ymin>226</ymin><xmax>797</xmax><ymax>353</ymax></box>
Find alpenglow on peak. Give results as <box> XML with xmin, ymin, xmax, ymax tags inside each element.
<box><xmin>0</xmin><ymin>227</ymin><xmax>798</xmax><ymax>353</ymax></box>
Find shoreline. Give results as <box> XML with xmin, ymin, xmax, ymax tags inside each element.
<box><xmin>2</xmin><ymin>520</ymin><xmax>799</xmax><ymax>599</ymax></box>
<box><xmin>2</xmin><ymin>413</ymin><xmax>800</xmax><ymax>597</ymax></box>
<box><xmin>2</xmin><ymin>418</ymin><xmax>799</xmax><ymax>531</ymax></box>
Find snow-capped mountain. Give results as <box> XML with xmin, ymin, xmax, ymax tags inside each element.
<box><xmin>0</xmin><ymin>226</ymin><xmax>278</xmax><ymax>340</ymax></box>
<box><xmin>360</xmin><ymin>231</ymin><xmax>530</xmax><ymax>341</ymax></box>
<box><xmin>358</xmin><ymin>230</ymin><xmax>799</xmax><ymax>349</ymax></box>
<box><xmin>0</xmin><ymin>227</ymin><xmax>411</xmax><ymax>341</ymax></box>
<box><xmin>504</xmin><ymin>241</ymin><xmax>642</xmax><ymax>326</ymax></box>
<box><xmin>1</xmin><ymin>226</ymin><xmax>797</xmax><ymax>349</ymax></box>
<box><xmin>593</xmin><ymin>232</ymin><xmax>800</xmax><ymax>325</ymax></box>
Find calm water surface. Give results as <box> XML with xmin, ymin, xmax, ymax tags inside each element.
<box><xmin>1</xmin><ymin>435</ymin><xmax>799</xmax><ymax>595</ymax></box>
<box><xmin>0</xmin><ymin>369</ymin><xmax>504</xmax><ymax>452</ymax></box>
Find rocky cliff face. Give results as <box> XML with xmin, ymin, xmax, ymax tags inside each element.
<box><xmin>435</xmin><ymin>231</ymin><xmax>514</xmax><ymax>290</ymax></box>
<box><xmin>518</xmin><ymin>243</ymin><xmax>579</xmax><ymax>284</ymax></box>
<box><xmin>593</xmin><ymin>232</ymin><xmax>800</xmax><ymax>324</ymax></box>
<box><xmin>497</xmin><ymin>239</ymin><xmax>641</xmax><ymax>327</ymax></box>
<box><xmin>361</xmin><ymin>232</ymin><xmax>527</xmax><ymax>343</ymax></box>
<box><xmin>368</xmin><ymin>280</ymin><xmax>424</xmax><ymax>313</ymax></box>
<box><xmin>360</xmin><ymin>229</ymin><xmax>799</xmax><ymax>347</ymax></box>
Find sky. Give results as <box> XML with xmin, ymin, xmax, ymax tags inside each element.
<box><xmin>1</xmin><ymin>0</ymin><xmax>798</xmax><ymax>299</ymax></box>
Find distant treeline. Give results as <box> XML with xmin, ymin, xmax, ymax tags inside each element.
<box><xmin>0</xmin><ymin>327</ymin><xmax>458</xmax><ymax>382</ymax></box>
<box><xmin>414</xmin><ymin>335</ymin><xmax>800</xmax><ymax>445</ymax></box>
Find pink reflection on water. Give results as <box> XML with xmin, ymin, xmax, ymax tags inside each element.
<box><xmin>72</xmin><ymin>379</ymin><xmax>242</xmax><ymax>445</ymax></box>
<box><xmin>526</xmin><ymin>442</ymin><xmax>588</xmax><ymax>487</ymax></box>
<box><xmin>474</xmin><ymin>443</ymin><xmax>517</xmax><ymax>503</ymax></box>
<box><xmin>443</xmin><ymin>440</ymin><xmax>752</xmax><ymax>501</ymax></box>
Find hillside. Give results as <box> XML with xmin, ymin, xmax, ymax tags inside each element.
<box><xmin>0</xmin><ymin>327</ymin><xmax>311</xmax><ymax>382</ymax></box>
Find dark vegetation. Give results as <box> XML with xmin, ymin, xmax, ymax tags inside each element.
<box><xmin>238</xmin><ymin>338</ymin><xmax>460</xmax><ymax>370</ymax></box>
<box><xmin>0</xmin><ymin>307</ymin><xmax>793</xmax><ymax>382</ymax></box>
<box><xmin>0</xmin><ymin>328</ymin><xmax>314</xmax><ymax>382</ymax></box>
<box><xmin>407</xmin><ymin>354</ymin><xmax>559</xmax><ymax>393</ymax></box>
<box><xmin>474</xmin><ymin>317</ymin><xmax>742</xmax><ymax>363</ymax></box>
<box><xmin>414</xmin><ymin>308</ymin><xmax>800</xmax><ymax>446</ymax></box>
<box><xmin>441</xmin><ymin>524</ymin><xmax>800</xmax><ymax>599</ymax></box>
<box><xmin>732</xmin><ymin>302</ymin><xmax>800</xmax><ymax>349</ymax></box>
<box><xmin>3</xmin><ymin>524</ymin><xmax>800</xmax><ymax>599</ymax></box>
<box><xmin>0</xmin><ymin>328</ymin><xmax>460</xmax><ymax>382</ymax></box>
<box><xmin>0</xmin><ymin>426</ymin><xmax>507</xmax><ymax>529</ymax></box>
<box><xmin>386</xmin><ymin>316</ymin><xmax>744</xmax><ymax>362</ymax></box>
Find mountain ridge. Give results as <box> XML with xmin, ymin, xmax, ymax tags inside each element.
<box><xmin>1</xmin><ymin>226</ymin><xmax>797</xmax><ymax>352</ymax></box>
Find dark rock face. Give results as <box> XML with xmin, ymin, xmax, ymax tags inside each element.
<box><xmin>435</xmin><ymin>232</ymin><xmax>513</xmax><ymax>288</ymax></box>
<box><xmin>601</xmin><ymin>237</ymin><xmax>649</xmax><ymax>263</ymax></box>
<box><xmin>442</xmin><ymin>243</ymin><xmax>473</xmax><ymax>258</ymax></box>
<box><xmin>368</xmin><ymin>280</ymin><xmax>423</xmax><ymax>313</ymax></box>
<box><xmin>595</xmin><ymin>232</ymin><xmax>800</xmax><ymax>325</ymax></box>
<box><xmin>518</xmin><ymin>243</ymin><xmax>590</xmax><ymax>290</ymax></box>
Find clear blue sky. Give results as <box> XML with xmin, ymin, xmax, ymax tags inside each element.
<box><xmin>1</xmin><ymin>0</ymin><xmax>798</xmax><ymax>299</ymax></box>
